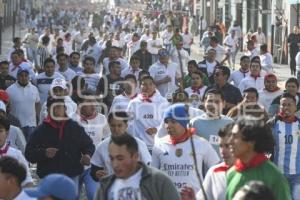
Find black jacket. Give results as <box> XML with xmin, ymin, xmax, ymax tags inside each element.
<box><xmin>25</xmin><ymin>118</ymin><xmax>95</xmax><ymax>178</ymax></box>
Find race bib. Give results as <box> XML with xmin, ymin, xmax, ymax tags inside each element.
<box><xmin>209</xmin><ymin>135</ymin><xmax>220</xmax><ymax>145</ymax></box>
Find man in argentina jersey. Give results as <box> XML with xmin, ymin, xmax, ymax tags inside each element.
<box><xmin>268</xmin><ymin>92</ymin><xmax>300</xmax><ymax>200</ymax></box>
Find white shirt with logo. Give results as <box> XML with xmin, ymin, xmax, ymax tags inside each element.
<box><xmin>108</xmin><ymin>168</ymin><xmax>144</xmax><ymax>200</ymax></box>
<box><xmin>152</xmin><ymin>135</ymin><xmax>219</xmax><ymax>192</ymax></box>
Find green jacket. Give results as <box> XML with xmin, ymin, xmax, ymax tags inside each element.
<box><xmin>226</xmin><ymin>160</ymin><xmax>291</xmax><ymax>200</ymax></box>
<box><xmin>94</xmin><ymin>162</ymin><xmax>180</xmax><ymax>200</ymax></box>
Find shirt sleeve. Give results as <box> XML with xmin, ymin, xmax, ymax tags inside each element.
<box><xmin>137</xmin><ymin>139</ymin><xmax>152</xmax><ymax>165</ymax></box>
<box><xmin>151</xmin><ymin>144</ymin><xmax>161</xmax><ymax>169</ymax></box>
<box><xmin>90</xmin><ymin>143</ymin><xmax>106</xmax><ymax>168</ymax></box>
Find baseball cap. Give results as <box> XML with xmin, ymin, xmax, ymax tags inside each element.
<box><xmin>0</xmin><ymin>90</ymin><xmax>9</xmax><ymax>104</ymax></box>
<box><xmin>50</xmin><ymin>78</ymin><xmax>67</xmax><ymax>90</ymax></box>
<box><xmin>25</xmin><ymin>174</ymin><xmax>77</xmax><ymax>200</ymax></box>
<box><xmin>0</xmin><ymin>101</ymin><xmax>6</xmax><ymax>113</ymax></box>
<box><xmin>17</xmin><ymin>68</ymin><xmax>29</xmax><ymax>76</ymax></box>
<box><xmin>163</xmin><ymin>103</ymin><xmax>189</xmax><ymax>128</ymax></box>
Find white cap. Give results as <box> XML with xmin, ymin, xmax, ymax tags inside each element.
<box><xmin>50</xmin><ymin>78</ymin><xmax>67</xmax><ymax>90</ymax></box>
<box><xmin>0</xmin><ymin>101</ymin><xmax>6</xmax><ymax>113</ymax></box>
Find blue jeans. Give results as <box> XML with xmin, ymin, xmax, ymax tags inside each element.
<box><xmin>22</xmin><ymin>126</ymin><xmax>36</xmax><ymax>142</ymax></box>
<box><xmin>286</xmin><ymin>174</ymin><xmax>300</xmax><ymax>200</ymax></box>
<box><xmin>78</xmin><ymin>168</ymin><xmax>98</xmax><ymax>200</ymax></box>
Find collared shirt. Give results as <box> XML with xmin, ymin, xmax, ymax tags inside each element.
<box><xmin>149</xmin><ymin>61</ymin><xmax>179</xmax><ymax>97</ymax></box>
<box><xmin>6</xmin><ymin>82</ymin><xmax>40</xmax><ymax>127</ymax></box>
<box><xmin>228</xmin><ymin>69</ymin><xmax>250</xmax><ymax>87</ymax></box>
<box><xmin>238</xmin><ymin>76</ymin><xmax>264</xmax><ymax>93</ymax></box>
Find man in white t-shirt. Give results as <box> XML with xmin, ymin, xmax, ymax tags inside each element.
<box><xmin>161</xmin><ymin>25</ymin><xmax>174</xmax><ymax>53</ymax></box>
<box><xmin>252</xmin><ymin>27</ymin><xmax>266</xmax><ymax>46</ymax></box>
<box><xmin>223</xmin><ymin>30</ymin><xmax>239</xmax><ymax>69</ymax></box>
<box><xmin>182</xmin><ymin>27</ymin><xmax>193</xmax><ymax>55</ymax></box>
<box><xmin>228</xmin><ymin>56</ymin><xmax>250</xmax><ymax>87</ymax></box>
<box><xmin>94</xmin><ymin>133</ymin><xmax>180</xmax><ymax>200</ymax></box>
<box><xmin>90</xmin><ymin>112</ymin><xmax>151</xmax><ymax>181</ymax></box>
<box><xmin>127</xmin><ymin>76</ymin><xmax>169</xmax><ymax>151</ymax></box>
<box><xmin>147</xmin><ymin>31</ymin><xmax>163</xmax><ymax>63</ymax></box>
<box><xmin>149</xmin><ymin>49</ymin><xmax>179</xmax><ymax>97</ymax></box>
<box><xmin>152</xmin><ymin>103</ymin><xmax>219</xmax><ymax>193</ymax></box>
<box><xmin>6</xmin><ymin>68</ymin><xmax>41</xmax><ymax>141</ymax></box>
<box><xmin>244</xmin><ymin>40</ymin><xmax>260</xmax><ymax>59</ymax></box>
<box><xmin>0</xmin><ymin>117</ymin><xmax>33</xmax><ymax>187</ymax></box>
<box><xmin>0</xmin><ymin>156</ymin><xmax>36</xmax><ymax>200</ymax></box>
<box><xmin>259</xmin><ymin>44</ymin><xmax>273</xmax><ymax>73</ymax></box>
<box><xmin>180</xmin><ymin>123</ymin><xmax>235</xmax><ymax>200</ymax></box>
<box><xmin>206</xmin><ymin>36</ymin><xmax>226</xmax><ymax>64</ymax></box>
<box><xmin>56</xmin><ymin>53</ymin><xmax>76</xmax><ymax>82</ymax></box>
<box><xmin>33</xmin><ymin>58</ymin><xmax>65</xmax><ymax>105</ymax></box>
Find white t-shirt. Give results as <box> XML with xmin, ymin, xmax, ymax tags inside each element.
<box><xmin>72</xmin><ymin>113</ymin><xmax>111</xmax><ymax>146</ymax></box>
<box><xmin>147</xmin><ymin>38</ymin><xmax>163</xmax><ymax>55</ymax></box>
<box><xmin>149</xmin><ymin>61</ymin><xmax>179</xmax><ymax>97</ymax></box>
<box><xmin>6</xmin><ymin>82</ymin><xmax>40</xmax><ymax>127</ymax></box>
<box><xmin>184</xmin><ymin>86</ymin><xmax>207</xmax><ymax>101</ymax></box>
<box><xmin>244</xmin><ymin>48</ymin><xmax>260</xmax><ymax>59</ymax></box>
<box><xmin>6</xmin><ymin>125</ymin><xmax>27</xmax><ymax>154</ymax></box>
<box><xmin>121</xmin><ymin>66</ymin><xmax>142</xmax><ymax>81</ymax></box>
<box><xmin>110</xmin><ymin>93</ymin><xmax>137</xmax><ymax>113</ymax></box>
<box><xmin>198</xmin><ymin>60</ymin><xmax>218</xmax><ymax>77</ymax></box>
<box><xmin>206</xmin><ymin>45</ymin><xmax>226</xmax><ymax>63</ymax></box>
<box><xmin>152</xmin><ymin>135</ymin><xmax>219</xmax><ymax>192</ymax></box>
<box><xmin>223</xmin><ymin>35</ymin><xmax>238</xmax><ymax>52</ymax></box>
<box><xmin>170</xmin><ymin>49</ymin><xmax>190</xmax><ymax>76</ymax></box>
<box><xmin>228</xmin><ymin>70</ymin><xmax>250</xmax><ymax>87</ymax></box>
<box><xmin>161</xmin><ymin>30</ymin><xmax>173</xmax><ymax>45</ymax></box>
<box><xmin>91</xmin><ymin>136</ymin><xmax>151</xmax><ymax>175</ymax></box>
<box><xmin>238</xmin><ymin>76</ymin><xmax>264</xmax><ymax>93</ymax></box>
<box><xmin>56</xmin><ymin>67</ymin><xmax>77</xmax><ymax>82</ymax></box>
<box><xmin>0</xmin><ymin>145</ymin><xmax>33</xmax><ymax>186</ymax></box>
<box><xmin>260</xmin><ymin>52</ymin><xmax>273</xmax><ymax>73</ymax></box>
<box><xmin>258</xmin><ymin>89</ymin><xmax>283</xmax><ymax>111</ymax></box>
<box><xmin>32</xmin><ymin>72</ymin><xmax>65</xmax><ymax>104</ymax></box>
<box><xmin>196</xmin><ymin>162</ymin><xmax>228</xmax><ymax>200</ymax></box>
<box><xmin>140</xmin><ymin>34</ymin><xmax>152</xmax><ymax>42</ymax></box>
<box><xmin>108</xmin><ymin>168</ymin><xmax>144</xmax><ymax>200</ymax></box>
<box><xmin>182</xmin><ymin>33</ymin><xmax>193</xmax><ymax>49</ymax></box>
<box><xmin>126</xmin><ymin>92</ymin><xmax>169</xmax><ymax>150</ymax></box>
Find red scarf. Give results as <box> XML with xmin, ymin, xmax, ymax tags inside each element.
<box><xmin>277</xmin><ymin>112</ymin><xmax>297</xmax><ymax>123</ymax></box>
<box><xmin>234</xmin><ymin>153</ymin><xmax>268</xmax><ymax>172</ymax></box>
<box><xmin>44</xmin><ymin>115</ymin><xmax>67</xmax><ymax>140</ymax></box>
<box><xmin>169</xmin><ymin>128</ymin><xmax>195</xmax><ymax>145</ymax></box>
<box><xmin>0</xmin><ymin>144</ymin><xmax>9</xmax><ymax>156</ymax></box>
<box><xmin>191</xmin><ymin>85</ymin><xmax>203</xmax><ymax>94</ymax></box>
<box><xmin>141</xmin><ymin>91</ymin><xmax>156</xmax><ymax>103</ymax></box>
<box><xmin>79</xmin><ymin>112</ymin><xmax>97</xmax><ymax>123</ymax></box>
<box><xmin>213</xmin><ymin>163</ymin><xmax>230</xmax><ymax>173</ymax></box>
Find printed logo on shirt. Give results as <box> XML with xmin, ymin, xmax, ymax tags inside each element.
<box><xmin>113</xmin><ymin>187</ymin><xmax>143</xmax><ymax>200</ymax></box>
<box><xmin>157</xmin><ymin>71</ymin><xmax>165</xmax><ymax>75</ymax></box>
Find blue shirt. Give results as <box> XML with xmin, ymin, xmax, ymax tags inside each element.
<box><xmin>190</xmin><ymin>113</ymin><xmax>233</xmax><ymax>154</ymax></box>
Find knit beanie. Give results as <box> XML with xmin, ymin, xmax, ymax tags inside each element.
<box><xmin>163</xmin><ymin>103</ymin><xmax>189</xmax><ymax>128</ymax></box>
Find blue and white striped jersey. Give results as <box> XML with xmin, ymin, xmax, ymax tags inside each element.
<box><xmin>273</xmin><ymin>119</ymin><xmax>300</xmax><ymax>175</ymax></box>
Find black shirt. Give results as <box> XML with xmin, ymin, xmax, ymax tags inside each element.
<box><xmin>97</xmin><ymin>74</ymin><xmax>124</xmax><ymax>109</ymax></box>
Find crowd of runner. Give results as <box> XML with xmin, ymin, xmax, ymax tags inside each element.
<box><xmin>0</xmin><ymin>1</ymin><xmax>300</xmax><ymax>200</ymax></box>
